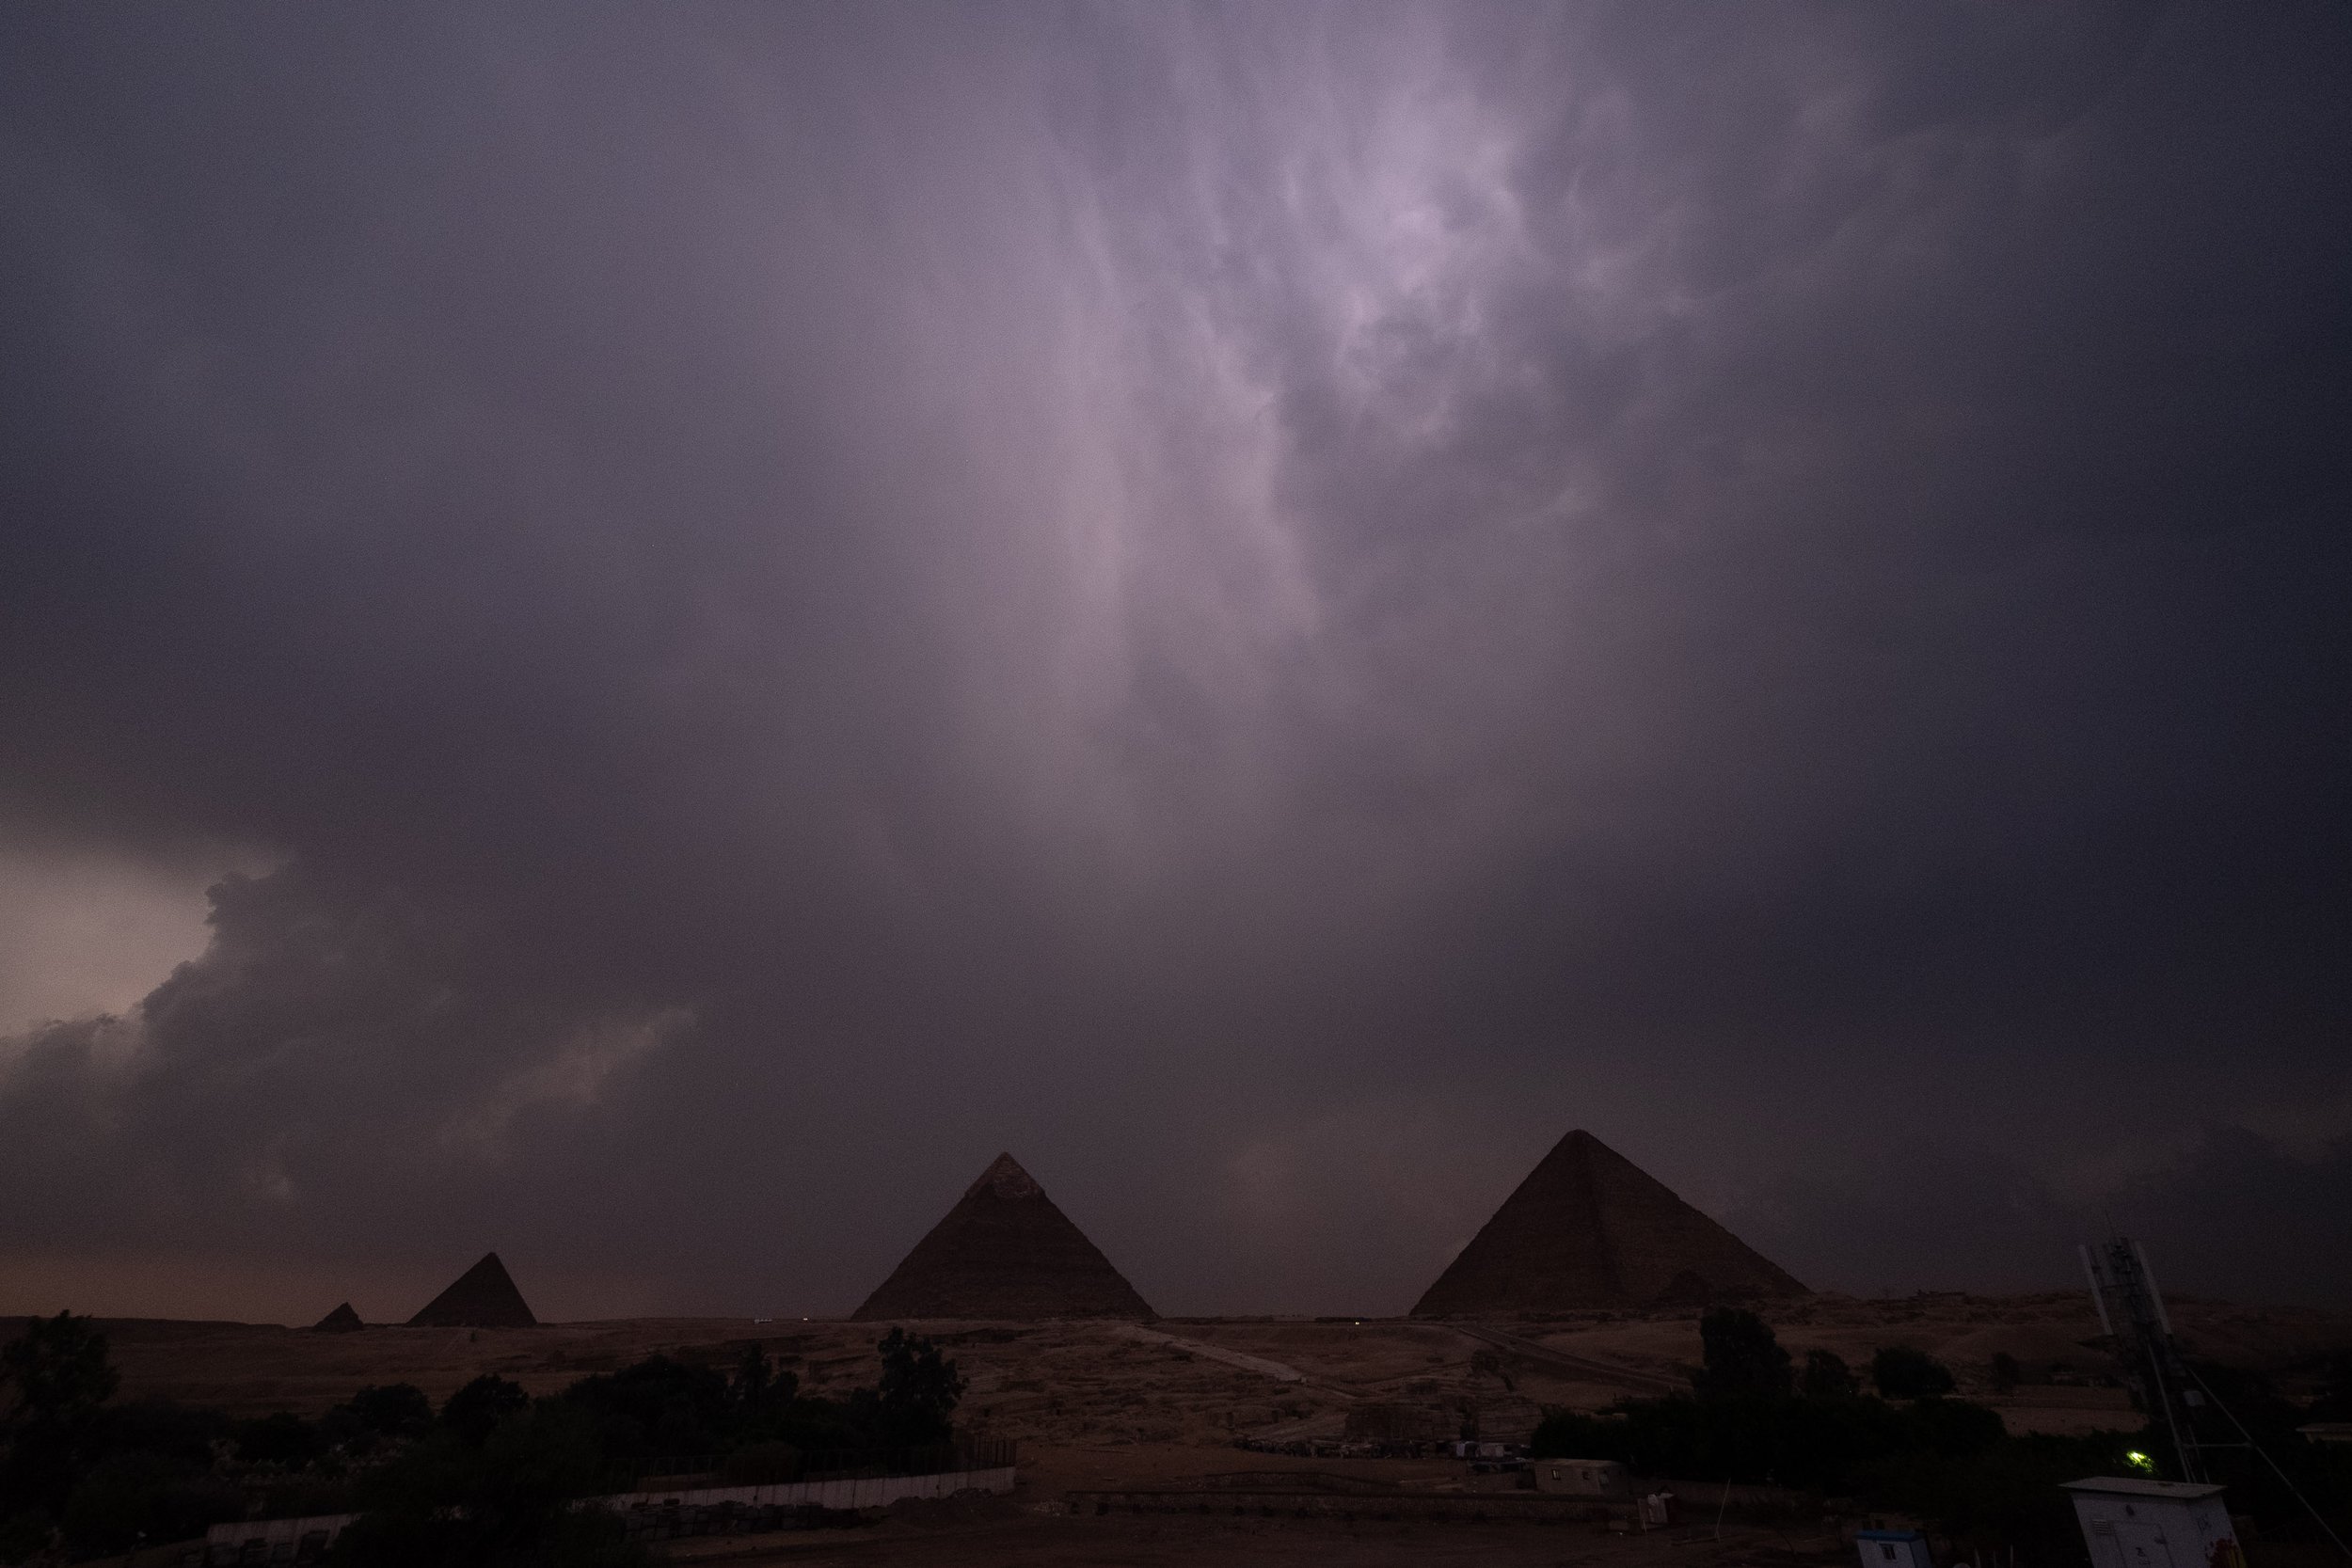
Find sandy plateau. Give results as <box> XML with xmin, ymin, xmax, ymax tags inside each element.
<box><xmin>25</xmin><ymin>1292</ymin><xmax>2349</xmax><ymax>1567</ymax></box>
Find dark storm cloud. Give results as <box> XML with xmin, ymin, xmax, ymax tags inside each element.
<box><xmin>2</xmin><ymin>2</ymin><xmax>2347</xmax><ymax>1318</ymax></box>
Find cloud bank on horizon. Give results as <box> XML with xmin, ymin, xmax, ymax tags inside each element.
<box><xmin>2</xmin><ymin>2</ymin><xmax>2347</xmax><ymax>1321</ymax></box>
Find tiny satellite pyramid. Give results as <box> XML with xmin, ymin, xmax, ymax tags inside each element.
<box><xmin>852</xmin><ymin>1152</ymin><xmax>1154</xmax><ymax>1320</ymax></box>
<box><xmin>406</xmin><ymin>1251</ymin><xmax>538</xmax><ymax>1328</ymax></box>
<box><xmin>312</xmin><ymin>1302</ymin><xmax>364</xmax><ymax>1332</ymax></box>
<box><xmin>1412</xmin><ymin>1130</ymin><xmax>1805</xmax><ymax>1316</ymax></box>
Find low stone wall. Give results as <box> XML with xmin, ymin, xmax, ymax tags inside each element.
<box><xmin>601</xmin><ymin>1463</ymin><xmax>1017</xmax><ymax>1514</ymax></box>
<box><xmin>191</xmin><ymin>1465</ymin><xmax>1016</xmax><ymax>1562</ymax></box>
<box><xmin>1065</xmin><ymin>1488</ymin><xmax>1621</xmax><ymax>1525</ymax></box>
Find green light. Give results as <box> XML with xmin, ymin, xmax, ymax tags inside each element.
<box><xmin>2126</xmin><ymin>1451</ymin><xmax>2154</xmax><ymax>1472</ymax></box>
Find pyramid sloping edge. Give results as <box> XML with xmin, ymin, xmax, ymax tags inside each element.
<box><xmin>1411</xmin><ymin>1131</ymin><xmax>1805</xmax><ymax>1316</ymax></box>
<box><xmin>406</xmin><ymin>1251</ymin><xmax>537</xmax><ymax>1328</ymax></box>
<box><xmin>312</xmin><ymin>1302</ymin><xmax>363</xmax><ymax>1332</ymax></box>
<box><xmin>852</xmin><ymin>1154</ymin><xmax>1155</xmax><ymax>1321</ymax></box>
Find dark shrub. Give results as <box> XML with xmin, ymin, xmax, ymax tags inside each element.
<box><xmin>99</xmin><ymin>1400</ymin><xmax>231</xmax><ymax>1467</ymax></box>
<box><xmin>344</xmin><ymin>1384</ymin><xmax>434</xmax><ymax>1440</ymax></box>
<box><xmin>1872</xmin><ymin>1345</ymin><xmax>1957</xmax><ymax>1399</ymax></box>
<box><xmin>61</xmin><ymin>1450</ymin><xmax>242</xmax><ymax>1559</ymax></box>
<box><xmin>1896</xmin><ymin>1394</ymin><xmax>2007</xmax><ymax>1458</ymax></box>
<box><xmin>1693</xmin><ymin>1309</ymin><xmax>1793</xmax><ymax>1401</ymax></box>
<box><xmin>334</xmin><ymin>1402</ymin><xmax>647</xmax><ymax>1566</ymax></box>
<box><xmin>1803</xmin><ymin>1349</ymin><xmax>1859</xmax><ymax>1400</ymax></box>
<box><xmin>874</xmin><ymin>1329</ymin><xmax>964</xmax><ymax>1447</ymax></box>
<box><xmin>443</xmin><ymin>1374</ymin><xmax>532</xmax><ymax>1447</ymax></box>
<box><xmin>234</xmin><ymin>1410</ymin><xmax>326</xmax><ymax>1469</ymax></box>
<box><xmin>1529</xmin><ymin>1407</ymin><xmax>1626</xmax><ymax>1461</ymax></box>
<box><xmin>560</xmin><ymin>1355</ymin><xmax>730</xmax><ymax>1459</ymax></box>
<box><xmin>0</xmin><ymin>1311</ymin><xmax>119</xmax><ymax>1517</ymax></box>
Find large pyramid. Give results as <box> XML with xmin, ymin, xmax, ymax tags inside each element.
<box><xmin>406</xmin><ymin>1252</ymin><xmax>538</xmax><ymax>1328</ymax></box>
<box><xmin>1412</xmin><ymin>1130</ymin><xmax>1805</xmax><ymax>1316</ymax></box>
<box><xmin>853</xmin><ymin>1153</ymin><xmax>1154</xmax><ymax>1320</ymax></box>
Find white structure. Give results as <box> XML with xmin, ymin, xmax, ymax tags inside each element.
<box><xmin>1857</xmin><ymin>1528</ymin><xmax>1933</xmax><ymax>1568</ymax></box>
<box><xmin>199</xmin><ymin>1464</ymin><xmax>1017</xmax><ymax>1562</ymax></box>
<box><xmin>1533</xmin><ymin>1458</ymin><xmax>1630</xmax><ymax>1498</ymax></box>
<box><xmin>204</xmin><ymin>1512</ymin><xmax>357</xmax><ymax>1562</ymax></box>
<box><xmin>2065</xmin><ymin>1477</ymin><xmax>2240</xmax><ymax>1568</ymax></box>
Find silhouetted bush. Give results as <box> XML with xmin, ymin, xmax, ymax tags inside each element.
<box><xmin>444</xmin><ymin>1374</ymin><xmax>532</xmax><ymax>1446</ymax></box>
<box><xmin>235</xmin><ymin>1409</ymin><xmax>327</xmax><ymax>1468</ymax></box>
<box><xmin>561</xmin><ymin>1354</ymin><xmax>732</xmax><ymax>1459</ymax></box>
<box><xmin>331</xmin><ymin>1383</ymin><xmax>435</xmax><ymax>1448</ymax></box>
<box><xmin>0</xmin><ymin>1310</ymin><xmax>119</xmax><ymax>1520</ymax></box>
<box><xmin>60</xmin><ymin>1449</ymin><xmax>242</xmax><ymax>1560</ymax></box>
<box><xmin>331</xmin><ymin>1402</ymin><xmax>646</xmax><ymax>1567</ymax></box>
<box><xmin>1693</xmin><ymin>1309</ymin><xmax>1793</xmax><ymax>1401</ymax></box>
<box><xmin>1804</xmin><ymin>1348</ymin><xmax>1859</xmax><ymax>1400</ymax></box>
<box><xmin>1872</xmin><ymin>1344</ymin><xmax>1957</xmax><ymax>1399</ymax></box>
<box><xmin>874</xmin><ymin>1329</ymin><xmax>965</xmax><ymax>1447</ymax></box>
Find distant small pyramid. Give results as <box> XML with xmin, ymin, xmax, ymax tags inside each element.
<box><xmin>406</xmin><ymin>1252</ymin><xmax>537</xmax><ymax>1328</ymax></box>
<box><xmin>1412</xmin><ymin>1130</ymin><xmax>1806</xmax><ymax>1316</ymax></box>
<box><xmin>312</xmin><ymin>1302</ymin><xmax>364</xmax><ymax>1332</ymax></box>
<box><xmin>852</xmin><ymin>1153</ymin><xmax>1154</xmax><ymax>1321</ymax></box>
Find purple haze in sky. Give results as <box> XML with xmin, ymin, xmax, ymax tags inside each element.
<box><xmin>2</xmin><ymin>3</ymin><xmax>2348</xmax><ymax>1321</ymax></box>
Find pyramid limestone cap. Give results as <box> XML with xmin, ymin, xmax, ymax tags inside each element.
<box><xmin>968</xmin><ymin>1152</ymin><xmax>1043</xmax><ymax>1201</ymax></box>
<box><xmin>853</xmin><ymin>1152</ymin><xmax>1153</xmax><ymax>1321</ymax></box>
<box><xmin>1412</xmin><ymin>1129</ymin><xmax>1806</xmax><ymax>1316</ymax></box>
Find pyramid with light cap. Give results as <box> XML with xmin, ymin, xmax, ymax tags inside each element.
<box><xmin>853</xmin><ymin>1153</ymin><xmax>1154</xmax><ymax>1320</ymax></box>
<box><xmin>406</xmin><ymin>1251</ymin><xmax>538</xmax><ymax>1328</ymax></box>
<box><xmin>1412</xmin><ymin>1130</ymin><xmax>1806</xmax><ymax>1316</ymax></box>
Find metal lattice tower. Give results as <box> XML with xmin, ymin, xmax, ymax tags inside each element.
<box><xmin>2082</xmin><ymin>1236</ymin><xmax>2213</xmax><ymax>1483</ymax></box>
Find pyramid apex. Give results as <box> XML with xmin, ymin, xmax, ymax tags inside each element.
<box><xmin>966</xmin><ymin>1152</ymin><xmax>1042</xmax><ymax>1200</ymax></box>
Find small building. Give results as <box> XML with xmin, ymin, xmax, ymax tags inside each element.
<box><xmin>1533</xmin><ymin>1458</ymin><xmax>1631</xmax><ymax>1499</ymax></box>
<box><xmin>2064</xmin><ymin>1477</ymin><xmax>2240</xmax><ymax>1568</ymax></box>
<box><xmin>1446</xmin><ymin>1439</ymin><xmax>1516</xmax><ymax>1461</ymax></box>
<box><xmin>1857</xmin><ymin>1529</ymin><xmax>1932</xmax><ymax>1568</ymax></box>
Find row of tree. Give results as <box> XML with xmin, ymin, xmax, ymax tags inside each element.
<box><xmin>0</xmin><ymin>1313</ymin><xmax>966</xmax><ymax>1566</ymax></box>
<box><xmin>1531</xmin><ymin>1308</ymin><xmax>2352</xmax><ymax>1566</ymax></box>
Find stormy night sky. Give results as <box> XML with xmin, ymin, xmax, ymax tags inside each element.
<box><xmin>3</xmin><ymin>4</ymin><xmax>2348</xmax><ymax>1323</ymax></box>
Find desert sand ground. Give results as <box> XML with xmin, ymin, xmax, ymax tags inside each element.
<box><xmin>42</xmin><ymin>1291</ymin><xmax>2347</xmax><ymax>1445</ymax></box>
